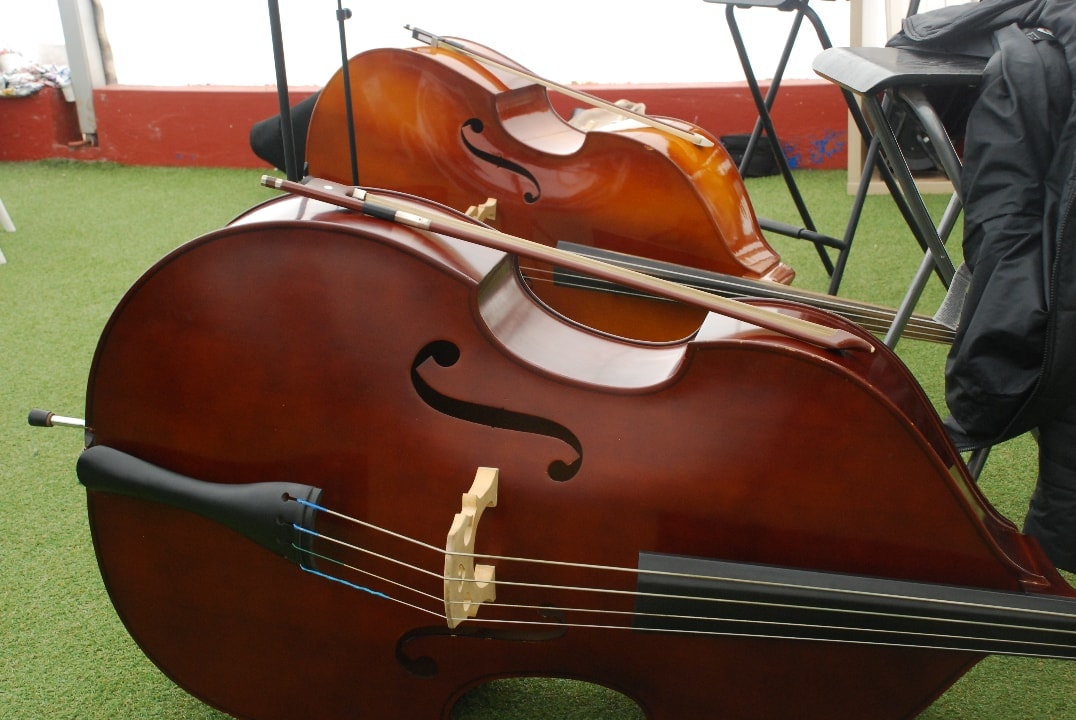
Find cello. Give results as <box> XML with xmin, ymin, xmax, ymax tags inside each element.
<box><xmin>52</xmin><ymin>178</ymin><xmax>1076</xmax><ymax>719</ymax></box>
<box><xmin>304</xmin><ymin>28</ymin><xmax>794</xmax><ymax>341</ymax></box>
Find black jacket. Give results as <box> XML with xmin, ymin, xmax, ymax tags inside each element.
<box><xmin>889</xmin><ymin>0</ymin><xmax>1076</xmax><ymax>449</ymax></box>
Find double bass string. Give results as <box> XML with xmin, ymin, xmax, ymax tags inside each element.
<box><xmin>517</xmin><ymin>257</ymin><xmax>955</xmax><ymax>345</ymax></box>
<box><xmin>263</xmin><ymin>178</ymin><xmax>951</xmax><ymax>345</ymax></box>
<box><xmin>297</xmin><ymin>545</ymin><xmax>443</xmax><ymax>617</ymax></box>
<box><xmin>291</xmin><ymin>519</ymin><xmax>1076</xmax><ymax>660</ymax></box>
<box><xmin>284</xmin><ymin>496</ymin><xmax>1076</xmax><ymax>660</ymax></box>
<box><xmin>248</xmin><ymin>179</ymin><xmax>1076</xmax><ymax>658</ymax></box>
<box><xmin>260</xmin><ymin>176</ymin><xmax>872</xmax><ymax>353</ymax></box>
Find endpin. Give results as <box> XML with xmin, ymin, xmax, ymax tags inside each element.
<box><xmin>27</xmin><ymin>408</ymin><xmax>85</xmax><ymax>428</ymax></box>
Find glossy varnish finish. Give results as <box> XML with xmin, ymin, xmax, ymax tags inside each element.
<box><xmin>305</xmin><ymin>40</ymin><xmax>792</xmax><ymax>340</ymax></box>
<box><xmin>83</xmin><ymin>195</ymin><xmax>1071</xmax><ymax>719</ymax></box>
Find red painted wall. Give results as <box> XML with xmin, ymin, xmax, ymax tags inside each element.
<box><xmin>0</xmin><ymin>81</ymin><xmax>849</xmax><ymax>169</ymax></box>
<box><xmin>2</xmin><ymin>86</ymin><xmax>87</xmax><ymax>159</ymax></box>
<box><xmin>547</xmin><ymin>81</ymin><xmax>850</xmax><ymax>170</ymax></box>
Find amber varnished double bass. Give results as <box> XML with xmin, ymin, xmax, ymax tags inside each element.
<box><xmin>70</xmin><ymin>181</ymin><xmax>1076</xmax><ymax>719</ymax></box>
<box><xmin>304</xmin><ymin>29</ymin><xmax>793</xmax><ymax>340</ymax></box>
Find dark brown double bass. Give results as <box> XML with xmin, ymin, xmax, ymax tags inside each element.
<box><xmin>67</xmin><ymin>179</ymin><xmax>1076</xmax><ymax>719</ymax></box>
<box><xmin>304</xmin><ymin>28</ymin><xmax>793</xmax><ymax>340</ymax></box>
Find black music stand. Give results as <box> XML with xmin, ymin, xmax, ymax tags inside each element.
<box><xmin>264</xmin><ymin>0</ymin><xmax>357</xmax><ymax>183</ymax></box>
<box><xmin>266</xmin><ymin>0</ymin><xmax>299</xmax><ymax>181</ymax></box>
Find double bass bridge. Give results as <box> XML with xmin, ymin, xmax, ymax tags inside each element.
<box><xmin>444</xmin><ymin>467</ymin><xmax>499</xmax><ymax>628</ymax></box>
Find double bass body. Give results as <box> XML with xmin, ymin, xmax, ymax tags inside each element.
<box><xmin>79</xmin><ymin>192</ymin><xmax>1072</xmax><ymax>719</ymax></box>
<box><xmin>304</xmin><ymin>38</ymin><xmax>794</xmax><ymax>340</ymax></box>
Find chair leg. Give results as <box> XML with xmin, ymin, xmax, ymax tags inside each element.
<box><xmin>0</xmin><ymin>198</ymin><xmax>14</xmax><ymax>265</ymax></box>
<box><xmin>0</xmin><ymin>199</ymin><xmax>14</xmax><ymax>232</ymax></box>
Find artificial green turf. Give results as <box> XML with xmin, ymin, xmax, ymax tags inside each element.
<box><xmin>2</xmin><ymin>160</ymin><xmax>1074</xmax><ymax>719</ymax></box>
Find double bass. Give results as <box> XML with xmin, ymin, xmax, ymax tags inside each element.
<box><xmin>51</xmin><ymin>179</ymin><xmax>1076</xmax><ymax>719</ymax></box>
<box><xmin>304</xmin><ymin>28</ymin><xmax>794</xmax><ymax>340</ymax></box>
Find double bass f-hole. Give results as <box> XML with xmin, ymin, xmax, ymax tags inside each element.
<box><xmin>460</xmin><ymin>118</ymin><xmax>542</xmax><ymax>204</ymax></box>
<box><xmin>395</xmin><ymin>609</ymin><xmax>569</xmax><ymax>678</ymax></box>
<box><xmin>410</xmin><ymin>340</ymin><xmax>581</xmax><ymax>480</ymax></box>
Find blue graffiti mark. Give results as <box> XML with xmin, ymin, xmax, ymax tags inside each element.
<box><xmin>777</xmin><ymin>130</ymin><xmax>847</xmax><ymax>170</ymax></box>
<box><xmin>782</xmin><ymin>141</ymin><xmax>801</xmax><ymax>169</ymax></box>
<box><xmin>808</xmin><ymin>130</ymin><xmax>846</xmax><ymax>166</ymax></box>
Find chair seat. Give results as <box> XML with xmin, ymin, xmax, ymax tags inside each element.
<box><xmin>703</xmin><ymin>0</ymin><xmax>843</xmax><ymax>5</ymax></box>
<box><xmin>813</xmin><ymin>46</ymin><xmax>987</xmax><ymax>95</ymax></box>
<box><xmin>703</xmin><ymin>0</ymin><xmax>801</xmax><ymax>8</ymax></box>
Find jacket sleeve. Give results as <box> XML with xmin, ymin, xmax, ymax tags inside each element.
<box><xmin>945</xmin><ymin>24</ymin><xmax>1071</xmax><ymax>443</ymax></box>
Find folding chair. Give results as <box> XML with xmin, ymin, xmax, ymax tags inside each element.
<box><xmin>813</xmin><ymin>47</ymin><xmax>984</xmax><ymax>341</ymax></box>
<box><xmin>703</xmin><ymin>0</ymin><xmax>866</xmax><ymax>293</ymax></box>
<box><xmin>814</xmin><ymin>42</ymin><xmax>989</xmax><ymax>477</ymax></box>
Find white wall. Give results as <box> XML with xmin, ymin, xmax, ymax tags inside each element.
<box><xmin>2</xmin><ymin>0</ymin><xmax>973</xmax><ymax>88</ymax></box>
